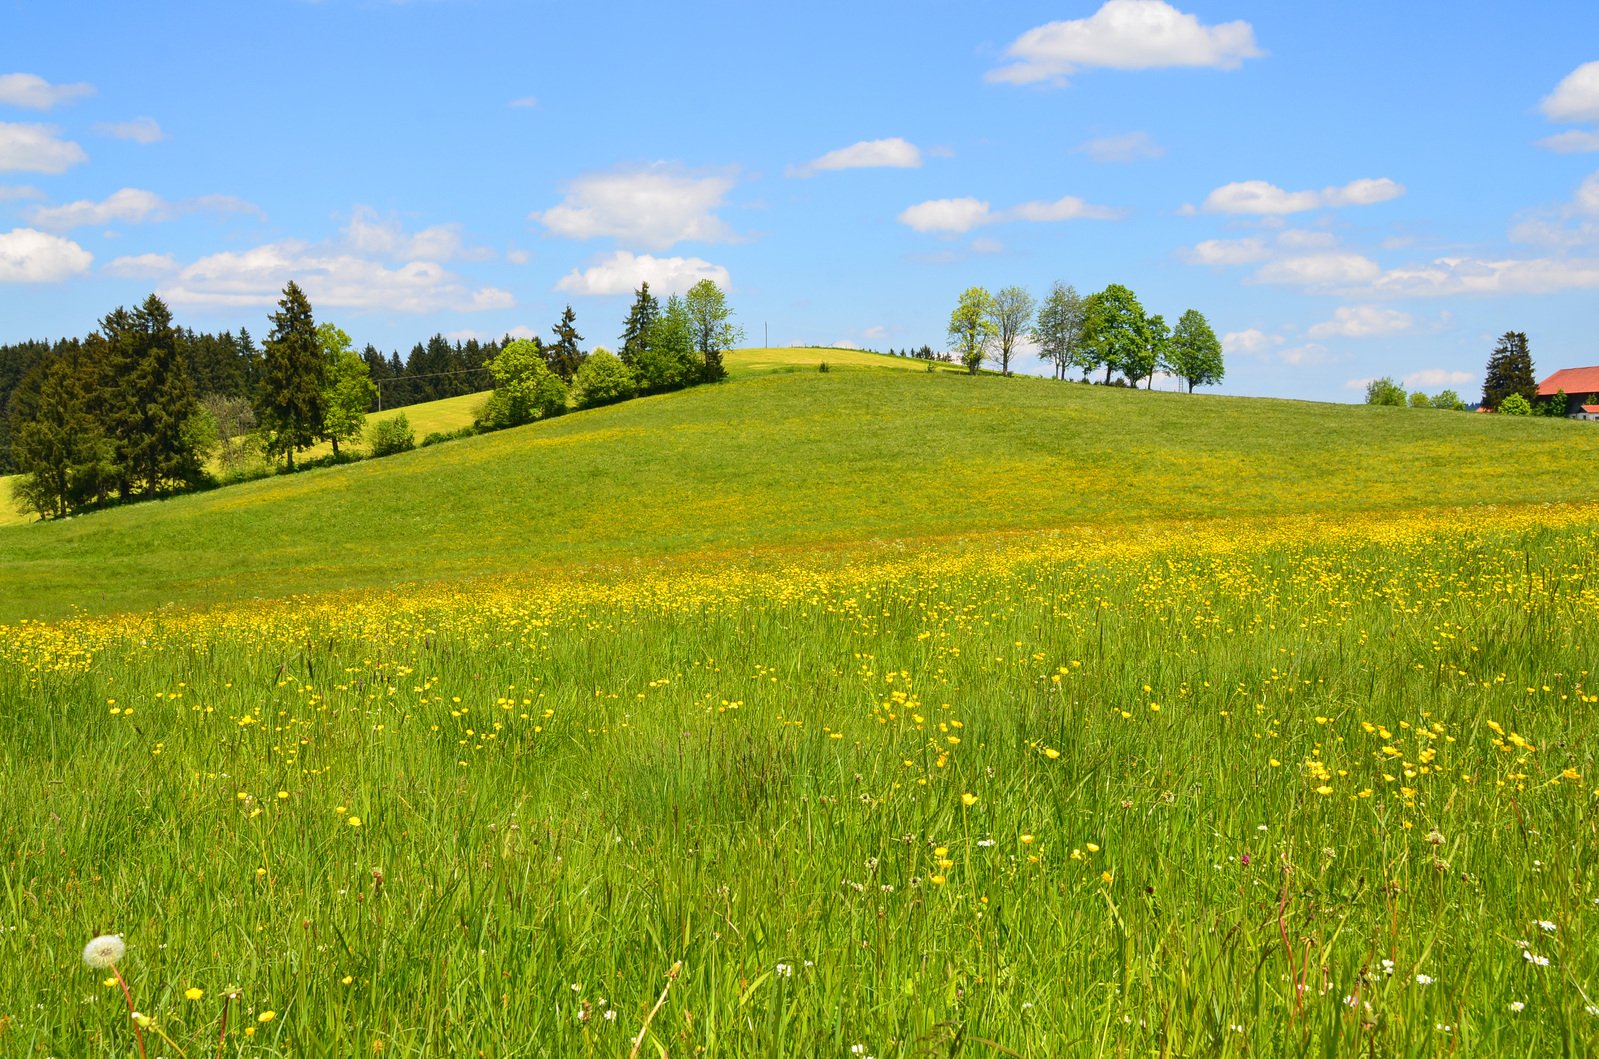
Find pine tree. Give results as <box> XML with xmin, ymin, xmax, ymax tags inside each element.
<box><xmin>101</xmin><ymin>295</ymin><xmax>204</xmax><ymax>498</ymax></box>
<box><xmin>619</xmin><ymin>282</ymin><xmax>661</xmax><ymax>366</ymax></box>
<box><xmin>547</xmin><ymin>305</ymin><xmax>585</xmax><ymax>382</ymax></box>
<box><xmin>256</xmin><ymin>281</ymin><xmax>326</xmax><ymax>472</ymax></box>
<box><xmin>1481</xmin><ymin>332</ymin><xmax>1536</xmax><ymax>410</ymax></box>
<box><xmin>10</xmin><ymin>347</ymin><xmax>113</xmax><ymax>516</ymax></box>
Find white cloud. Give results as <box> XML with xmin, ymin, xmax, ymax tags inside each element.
<box><xmin>342</xmin><ymin>205</ymin><xmax>491</xmax><ymax>262</ymax></box>
<box><xmin>1306</xmin><ymin>305</ymin><xmax>1413</xmax><ymax>339</ymax></box>
<box><xmin>863</xmin><ymin>325</ymin><xmax>888</xmax><ymax>340</ymax></box>
<box><xmin>1366</xmin><ymin>256</ymin><xmax>1599</xmax><ymax>297</ymax></box>
<box><xmin>445</xmin><ymin>325</ymin><xmax>539</xmax><ymax>342</ymax></box>
<box><xmin>1537</xmin><ymin>130</ymin><xmax>1599</xmax><ymax>154</ymax></box>
<box><xmin>0</xmin><ymin>73</ymin><xmax>94</xmax><ymax>110</ymax></box>
<box><xmin>554</xmin><ymin>250</ymin><xmax>730</xmax><ymax>296</ymax></box>
<box><xmin>1221</xmin><ymin>328</ymin><xmax>1281</xmax><ymax>355</ymax></box>
<box><xmin>1542</xmin><ymin>61</ymin><xmax>1599</xmax><ymax>124</ymax></box>
<box><xmin>0</xmin><ymin>184</ymin><xmax>42</xmax><ymax>200</ymax></box>
<box><xmin>507</xmin><ymin>96</ymin><xmax>538</xmax><ymax>109</ymax></box>
<box><xmin>506</xmin><ymin>248</ymin><xmax>531</xmax><ymax>265</ymax></box>
<box><xmin>898</xmin><ymin>194</ymin><xmax>1120</xmax><ymax>233</ymax></box>
<box><xmin>969</xmin><ymin>236</ymin><xmax>1004</xmax><ymax>254</ymax></box>
<box><xmin>93</xmin><ymin>117</ymin><xmax>165</xmax><ymax>144</ymax></box>
<box><xmin>27</xmin><ymin>187</ymin><xmax>167</xmax><ymax>229</ymax></box>
<box><xmin>1183</xmin><ymin>237</ymin><xmax>1269</xmax><ymax>265</ymax></box>
<box><xmin>1275</xmin><ymin>228</ymin><xmax>1339</xmax><ymax>249</ymax></box>
<box><xmin>1252</xmin><ymin>252</ymin><xmax>1381</xmax><ymax>287</ymax></box>
<box><xmin>1202</xmin><ymin>177</ymin><xmax>1403</xmax><ymax>215</ymax></box>
<box><xmin>25</xmin><ymin>188</ymin><xmax>263</xmax><ymax>231</ymax></box>
<box><xmin>988</xmin><ymin>0</ymin><xmax>1262</xmax><ymax>86</ymax></box>
<box><xmin>159</xmin><ymin>240</ymin><xmax>513</xmax><ymax>313</ymax></box>
<box><xmin>0</xmin><ymin>227</ymin><xmax>92</xmax><ymax>282</ymax></box>
<box><xmin>532</xmin><ymin>165</ymin><xmax>737</xmax><ymax>250</ymax></box>
<box><xmin>1402</xmin><ymin>368</ymin><xmax>1473</xmax><ymax>389</ymax></box>
<box><xmin>1278</xmin><ymin>342</ymin><xmax>1331</xmax><ymax>366</ymax></box>
<box><xmin>789</xmin><ymin>137</ymin><xmax>922</xmax><ymax>178</ymax></box>
<box><xmin>899</xmin><ymin>197</ymin><xmax>992</xmax><ymax>233</ymax></box>
<box><xmin>0</xmin><ymin>122</ymin><xmax>88</xmax><ymax>173</ymax></box>
<box><xmin>1075</xmin><ymin>131</ymin><xmax>1165</xmax><ymax>163</ymax></box>
<box><xmin>103</xmin><ymin>252</ymin><xmax>179</xmax><ymax>278</ymax></box>
<box><xmin>1509</xmin><ymin>171</ymin><xmax>1599</xmax><ymax>247</ymax></box>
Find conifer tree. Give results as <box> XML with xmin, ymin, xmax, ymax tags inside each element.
<box><xmin>11</xmin><ymin>347</ymin><xmax>113</xmax><ymax>516</ymax></box>
<box><xmin>256</xmin><ymin>281</ymin><xmax>325</xmax><ymax>471</ymax></box>
<box><xmin>619</xmin><ymin>282</ymin><xmax>661</xmax><ymax>366</ymax></box>
<box><xmin>101</xmin><ymin>295</ymin><xmax>205</xmax><ymax>498</ymax></box>
<box><xmin>1481</xmin><ymin>332</ymin><xmax>1536</xmax><ymax>410</ymax></box>
<box><xmin>546</xmin><ymin>306</ymin><xmax>585</xmax><ymax>382</ymax></box>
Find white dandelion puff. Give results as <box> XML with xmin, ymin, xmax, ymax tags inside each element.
<box><xmin>82</xmin><ymin>935</ymin><xmax>126</xmax><ymax>970</ymax></box>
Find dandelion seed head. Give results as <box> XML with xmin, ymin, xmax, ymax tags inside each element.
<box><xmin>82</xmin><ymin>935</ymin><xmax>125</xmax><ymax>970</ymax></box>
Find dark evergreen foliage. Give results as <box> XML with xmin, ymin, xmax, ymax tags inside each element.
<box><xmin>546</xmin><ymin>306</ymin><xmax>585</xmax><ymax>382</ymax></box>
<box><xmin>256</xmin><ymin>281</ymin><xmax>326</xmax><ymax>472</ymax></box>
<box><xmin>1481</xmin><ymin>332</ymin><xmax>1536</xmax><ymax>410</ymax></box>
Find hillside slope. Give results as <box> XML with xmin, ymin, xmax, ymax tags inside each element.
<box><xmin>2</xmin><ymin>364</ymin><xmax>1595</xmax><ymax>620</ymax></box>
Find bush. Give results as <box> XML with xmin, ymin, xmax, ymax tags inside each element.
<box><xmin>818</xmin><ymin>361</ymin><xmax>830</xmax><ymax>374</ymax></box>
<box><xmin>1364</xmin><ymin>377</ymin><xmax>1406</xmax><ymax>407</ymax></box>
<box><xmin>573</xmin><ymin>348</ymin><xmax>638</xmax><ymax>409</ymax></box>
<box><xmin>1497</xmin><ymin>393</ymin><xmax>1532</xmax><ymax>416</ymax></box>
<box><xmin>420</xmin><ymin>426</ymin><xmax>477</xmax><ymax>448</ymax></box>
<box><xmin>368</xmin><ymin>413</ymin><xmax>415</xmax><ymax>456</ymax></box>
<box><xmin>1431</xmin><ymin>390</ymin><xmax>1466</xmax><ymax>411</ymax></box>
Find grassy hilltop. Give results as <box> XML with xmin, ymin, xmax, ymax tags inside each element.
<box><xmin>2</xmin><ymin>346</ymin><xmax>1597</xmax><ymax>621</ymax></box>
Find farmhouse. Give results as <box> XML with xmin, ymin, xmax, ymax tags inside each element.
<box><xmin>1536</xmin><ymin>365</ymin><xmax>1599</xmax><ymax>417</ymax></box>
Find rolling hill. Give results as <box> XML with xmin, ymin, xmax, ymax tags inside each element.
<box><xmin>1</xmin><ymin>347</ymin><xmax>1594</xmax><ymax>621</ymax></box>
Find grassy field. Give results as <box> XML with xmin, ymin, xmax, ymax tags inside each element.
<box><xmin>3</xmin><ymin>504</ymin><xmax>1596</xmax><ymax>1056</ymax></box>
<box><xmin>3</xmin><ymin>356</ymin><xmax>1599</xmax><ymax>621</ymax></box>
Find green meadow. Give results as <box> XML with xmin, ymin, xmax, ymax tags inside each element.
<box><xmin>3</xmin><ymin>355</ymin><xmax>1598</xmax><ymax>1056</ymax></box>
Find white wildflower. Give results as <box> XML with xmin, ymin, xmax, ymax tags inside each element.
<box><xmin>1538</xmin><ymin>920</ymin><xmax>1556</xmax><ymax>933</ymax></box>
<box><xmin>775</xmin><ymin>963</ymin><xmax>793</xmax><ymax>977</ymax></box>
<box><xmin>1509</xmin><ymin>1001</ymin><xmax>1526</xmax><ymax>1012</ymax></box>
<box><xmin>1415</xmin><ymin>973</ymin><xmax>1434</xmax><ymax>985</ymax></box>
<box><xmin>82</xmin><ymin>935</ymin><xmax>125</xmax><ymax>970</ymax></box>
<box><xmin>1523</xmin><ymin>951</ymin><xmax>1550</xmax><ymax>967</ymax></box>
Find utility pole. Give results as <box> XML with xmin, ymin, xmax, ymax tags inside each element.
<box><xmin>764</xmin><ymin>321</ymin><xmax>768</xmax><ymax>349</ymax></box>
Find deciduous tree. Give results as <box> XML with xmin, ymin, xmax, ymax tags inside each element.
<box><xmin>1032</xmin><ymin>282</ymin><xmax>1086</xmax><ymax>380</ymax></box>
<box><xmin>1166</xmin><ymin>309</ymin><xmax>1225</xmax><ymax>392</ymax></box>
<box><xmin>683</xmin><ymin>279</ymin><xmax>743</xmax><ymax>381</ymax></box>
<box><xmin>317</xmin><ymin>323</ymin><xmax>377</xmax><ymax>459</ymax></box>
<box><xmin>1080</xmin><ymin>284</ymin><xmax>1147</xmax><ymax>384</ymax></box>
<box><xmin>987</xmin><ymin>286</ymin><xmax>1034</xmax><ymax>376</ymax></box>
<box><xmin>948</xmin><ymin>287</ymin><xmax>996</xmax><ymax>375</ymax></box>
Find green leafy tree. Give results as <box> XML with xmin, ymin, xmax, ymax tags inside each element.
<box><xmin>317</xmin><ymin>323</ymin><xmax>377</xmax><ymax>459</ymax></box>
<box><xmin>1430</xmin><ymin>390</ymin><xmax>1466</xmax><ymax>411</ymax></box>
<box><xmin>948</xmin><ymin>287</ymin><xmax>997</xmax><ymax>375</ymax></box>
<box><xmin>1498</xmin><ymin>392</ymin><xmax>1532</xmax><ymax>416</ymax></box>
<box><xmin>987</xmin><ymin>286</ymin><xmax>1035</xmax><ymax>376</ymax></box>
<box><xmin>1032</xmin><ymin>282</ymin><xmax>1086</xmax><ymax>380</ymax></box>
<box><xmin>1364</xmin><ymin>377</ymin><xmax>1407</xmax><ymax>406</ymax></box>
<box><xmin>1408</xmin><ymin>391</ymin><xmax>1431</xmax><ymax>408</ymax></box>
<box><xmin>256</xmin><ymin>281</ymin><xmax>326</xmax><ymax>472</ymax></box>
<box><xmin>546</xmin><ymin>306</ymin><xmax>586</xmax><ymax>383</ymax></box>
<box><xmin>683</xmin><ymin>279</ymin><xmax>743</xmax><ymax>381</ymax></box>
<box><xmin>367</xmin><ymin>413</ymin><xmax>415</xmax><ymax>456</ymax></box>
<box><xmin>1166</xmin><ymin>309</ymin><xmax>1225</xmax><ymax>392</ymax></box>
<box><xmin>1537</xmin><ymin>388</ymin><xmax>1568</xmax><ymax>417</ymax></box>
<box><xmin>619</xmin><ymin>283</ymin><xmax>661</xmax><ymax>366</ymax></box>
<box><xmin>573</xmin><ymin>347</ymin><xmax>638</xmax><ymax>409</ymax></box>
<box><xmin>201</xmin><ymin>393</ymin><xmax>259</xmax><ymax>476</ymax></box>
<box><xmin>478</xmin><ymin>338</ymin><xmax>569</xmax><ymax>429</ymax></box>
<box><xmin>1481</xmin><ymin>331</ymin><xmax>1535</xmax><ymax>410</ymax></box>
<box><xmin>635</xmin><ymin>296</ymin><xmax>700</xmax><ymax>392</ymax></box>
<box><xmin>1127</xmin><ymin>312</ymin><xmax>1166</xmax><ymax>389</ymax></box>
<box><xmin>1081</xmin><ymin>284</ymin><xmax>1147</xmax><ymax>384</ymax></box>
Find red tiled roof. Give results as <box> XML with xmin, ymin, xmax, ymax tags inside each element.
<box><xmin>1584</xmin><ymin>404</ymin><xmax>1599</xmax><ymax>415</ymax></box>
<box><xmin>1538</xmin><ymin>366</ymin><xmax>1599</xmax><ymax>396</ymax></box>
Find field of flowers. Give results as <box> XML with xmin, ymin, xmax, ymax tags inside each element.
<box><xmin>2</xmin><ymin>504</ymin><xmax>1597</xmax><ymax>1056</ymax></box>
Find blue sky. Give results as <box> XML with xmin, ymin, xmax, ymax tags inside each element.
<box><xmin>2</xmin><ymin>0</ymin><xmax>1598</xmax><ymax>400</ymax></box>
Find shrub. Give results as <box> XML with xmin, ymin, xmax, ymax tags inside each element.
<box><xmin>1364</xmin><ymin>377</ymin><xmax>1406</xmax><ymax>407</ymax></box>
<box><xmin>573</xmin><ymin>348</ymin><xmax>638</xmax><ymax>409</ymax></box>
<box><xmin>1497</xmin><ymin>393</ymin><xmax>1532</xmax><ymax>416</ymax></box>
<box><xmin>1431</xmin><ymin>390</ymin><xmax>1466</xmax><ymax>411</ymax></box>
<box><xmin>818</xmin><ymin>361</ymin><xmax>830</xmax><ymax>374</ymax></box>
<box><xmin>368</xmin><ymin>413</ymin><xmax>415</xmax><ymax>456</ymax></box>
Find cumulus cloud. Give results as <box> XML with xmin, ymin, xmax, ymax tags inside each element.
<box><xmin>1402</xmin><ymin>368</ymin><xmax>1473</xmax><ymax>389</ymax></box>
<box><xmin>533</xmin><ymin>165</ymin><xmax>737</xmax><ymax>250</ymax></box>
<box><xmin>1183</xmin><ymin>237</ymin><xmax>1269</xmax><ymax>265</ymax></box>
<box><xmin>1202</xmin><ymin>177</ymin><xmax>1404</xmax><ymax>215</ymax></box>
<box><xmin>898</xmin><ymin>194</ymin><xmax>1121</xmax><ymax>233</ymax></box>
<box><xmin>788</xmin><ymin>137</ymin><xmax>922</xmax><ymax>177</ymax></box>
<box><xmin>0</xmin><ymin>184</ymin><xmax>42</xmax><ymax>200</ymax></box>
<box><xmin>25</xmin><ymin>188</ymin><xmax>263</xmax><ymax>231</ymax></box>
<box><xmin>0</xmin><ymin>73</ymin><xmax>94</xmax><ymax>110</ymax></box>
<box><xmin>1537</xmin><ymin>130</ymin><xmax>1599</xmax><ymax>154</ymax></box>
<box><xmin>342</xmin><ymin>205</ymin><xmax>492</xmax><ymax>262</ymax></box>
<box><xmin>0</xmin><ymin>122</ymin><xmax>88</xmax><ymax>173</ymax></box>
<box><xmin>1306</xmin><ymin>305</ymin><xmax>1413</xmax><ymax>339</ymax></box>
<box><xmin>1277</xmin><ymin>343</ymin><xmax>1332</xmax><ymax>366</ymax></box>
<box><xmin>1365</xmin><ymin>255</ymin><xmax>1599</xmax><ymax>297</ymax></box>
<box><xmin>988</xmin><ymin>0</ymin><xmax>1261</xmax><ymax>86</ymax></box>
<box><xmin>1075</xmin><ymin>131</ymin><xmax>1165</xmax><ymax>163</ymax></box>
<box><xmin>1221</xmin><ymin>328</ymin><xmax>1282</xmax><ymax>355</ymax></box>
<box><xmin>1541</xmin><ymin>61</ymin><xmax>1599</xmax><ymax>124</ymax></box>
<box><xmin>1251</xmin><ymin>252</ymin><xmax>1381</xmax><ymax>288</ymax></box>
<box><xmin>0</xmin><ymin>227</ymin><xmax>92</xmax><ymax>282</ymax></box>
<box><xmin>554</xmin><ymin>250</ymin><xmax>730</xmax><ymax>296</ymax></box>
<box><xmin>103</xmin><ymin>252</ymin><xmax>179</xmax><ymax>278</ymax></box>
<box><xmin>93</xmin><ymin>117</ymin><xmax>165</xmax><ymax>143</ymax></box>
<box><xmin>159</xmin><ymin>240</ymin><xmax>513</xmax><ymax>312</ymax></box>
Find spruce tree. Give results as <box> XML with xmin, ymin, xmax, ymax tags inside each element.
<box><xmin>256</xmin><ymin>281</ymin><xmax>325</xmax><ymax>472</ymax></box>
<box><xmin>1481</xmin><ymin>332</ymin><xmax>1536</xmax><ymax>410</ymax></box>
<box><xmin>101</xmin><ymin>295</ymin><xmax>204</xmax><ymax>498</ymax></box>
<box><xmin>619</xmin><ymin>282</ymin><xmax>661</xmax><ymax>366</ymax></box>
<box><xmin>547</xmin><ymin>305</ymin><xmax>585</xmax><ymax>382</ymax></box>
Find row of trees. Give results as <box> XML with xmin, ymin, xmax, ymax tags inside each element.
<box><xmin>946</xmin><ymin>283</ymin><xmax>1225</xmax><ymax>391</ymax></box>
<box><xmin>1363</xmin><ymin>379</ymin><xmax>1468</xmax><ymax>410</ymax></box>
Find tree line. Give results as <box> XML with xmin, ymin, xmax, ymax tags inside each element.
<box><xmin>946</xmin><ymin>283</ymin><xmax>1225</xmax><ymax>391</ymax></box>
<box><xmin>5</xmin><ymin>278</ymin><xmax>743</xmax><ymax>519</ymax></box>
<box><xmin>1366</xmin><ymin>332</ymin><xmax>1593</xmax><ymax>416</ymax></box>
